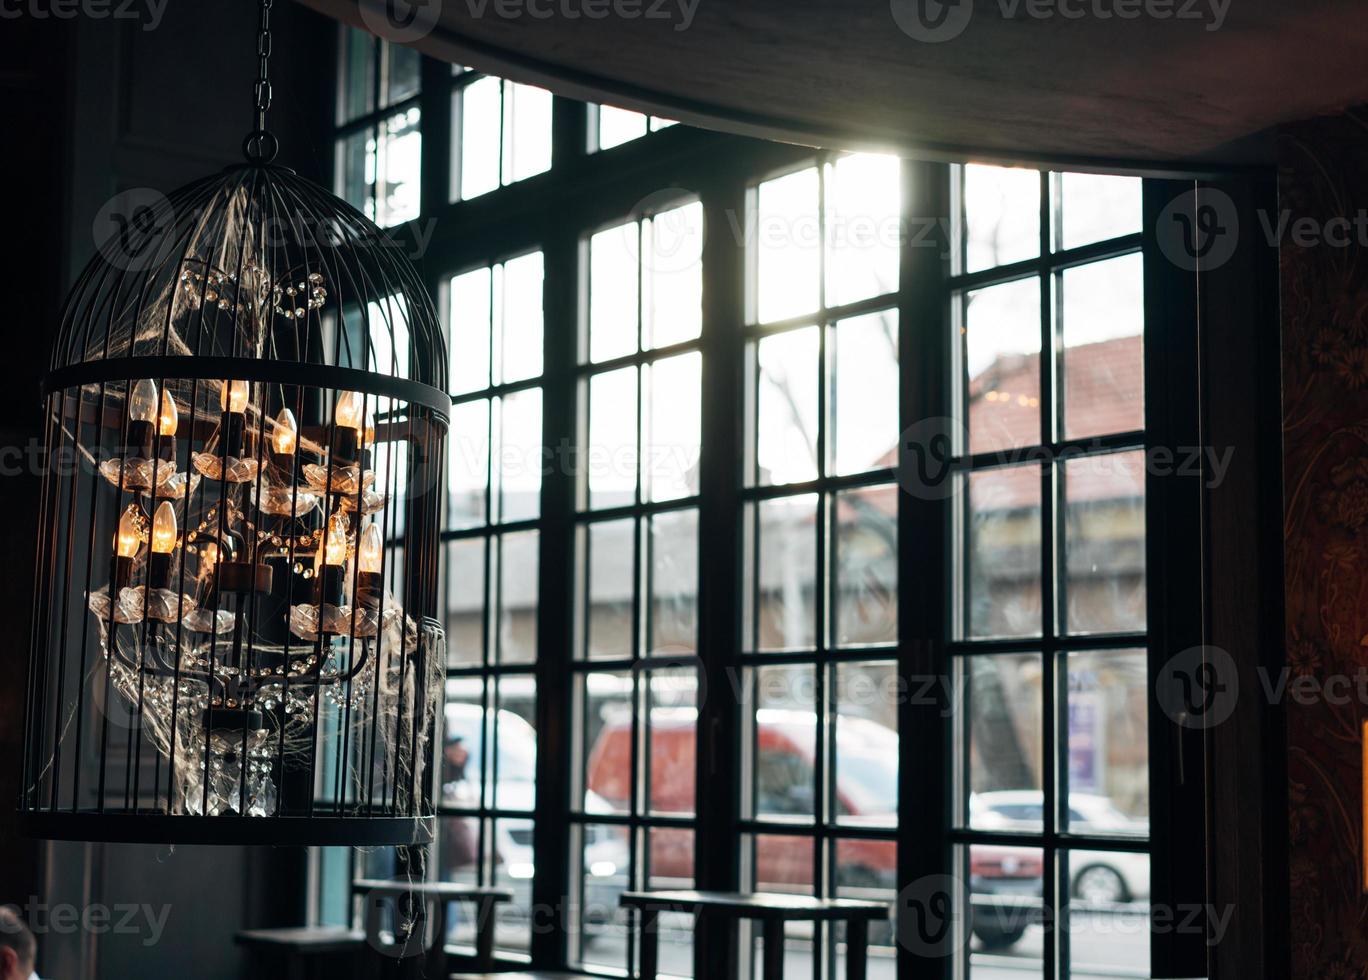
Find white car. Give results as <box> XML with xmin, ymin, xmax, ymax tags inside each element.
<box><xmin>971</xmin><ymin>791</ymin><xmax>1150</xmax><ymax>904</ymax></box>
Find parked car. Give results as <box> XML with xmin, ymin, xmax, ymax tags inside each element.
<box><xmin>586</xmin><ymin>707</ymin><xmax>1044</xmax><ymax>949</ymax></box>
<box><xmin>971</xmin><ymin>790</ymin><xmax>1150</xmax><ymax>904</ymax></box>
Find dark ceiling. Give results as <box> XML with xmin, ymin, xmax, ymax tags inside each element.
<box><xmin>308</xmin><ymin>0</ymin><xmax>1368</xmax><ymax>172</ymax></box>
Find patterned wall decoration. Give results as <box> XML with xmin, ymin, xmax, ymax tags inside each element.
<box><xmin>1281</xmin><ymin>110</ymin><xmax>1368</xmax><ymax>979</ymax></box>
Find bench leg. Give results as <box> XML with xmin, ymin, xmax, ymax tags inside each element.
<box><xmin>639</xmin><ymin>908</ymin><xmax>660</xmax><ymax>980</ymax></box>
<box><xmin>845</xmin><ymin>920</ymin><xmax>868</xmax><ymax>980</ymax></box>
<box><xmin>762</xmin><ymin>918</ymin><xmax>784</xmax><ymax>980</ymax></box>
<box><xmin>474</xmin><ymin>897</ymin><xmax>497</xmax><ymax>970</ymax></box>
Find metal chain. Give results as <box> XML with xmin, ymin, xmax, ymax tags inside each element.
<box><xmin>244</xmin><ymin>0</ymin><xmax>278</xmax><ymax>162</ymax></box>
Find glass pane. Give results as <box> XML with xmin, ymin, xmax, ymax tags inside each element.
<box><xmin>756</xmin><ymin>327</ymin><xmax>820</xmax><ymax>486</ymax></box>
<box><xmin>459</xmin><ymin>76</ymin><xmax>501</xmax><ymax>200</ymax></box>
<box><xmin>447</xmin><ymin>399</ymin><xmax>490</xmax><ymax>529</ymax></box>
<box><xmin>381</xmin><ymin>41</ymin><xmax>420</xmax><ymax>107</ymax></box>
<box><xmin>965</xmin><ymin>843</ymin><xmax>1044</xmax><ymax>965</ymax></box>
<box><xmin>586</xmin><ymin>519</ymin><xmax>635</xmax><ymax>661</ymax></box>
<box><xmin>647</xmin><ymin>828</ymin><xmax>696</xmax><ymax>978</ymax></box>
<box><xmin>646</xmin><ymin>665</ymin><xmax>698</xmax><ymax>816</ymax></box>
<box><xmin>751</xmin><ymin>665</ymin><xmax>817</xmax><ymax>820</ymax></box>
<box><xmin>831</xmin><ymin>311</ymin><xmax>899</xmax><ymax>476</ymax></box>
<box><xmin>336</xmin><ymin>129</ymin><xmax>372</xmax><ymax>218</ymax></box>
<box><xmin>497</xmin><ymin>530</ymin><xmax>539</xmax><ymax>663</ymax></box>
<box><xmin>436</xmin><ymin>814</ymin><xmax>482</xmax><ymax>900</ymax></box>
<box><xmin>1065</xmin><ymin>650</ymin><xmax>1149</xmax><ymax>836</ymax></box>
<box><xmin>1058</xmin><ymin>172</ymin><xmax>1142</xmax><ymax>251</ymax></box>
<box><xmin>1061</xmin><ymin>450</ymin><xmax>1146</xmax><ymax>634</ymax></box>
<box><xmin>833</xmin><ymin>662</ymin><xmax>899</xmax><ymax>826</ymax></box>
<box><xmin>597</xmin><ymin>104</ymin><xmax>649</xmax><ymax>150</ymax></box>
<box><xmin>338</xmin><ymin>28</ymin><xmax>375</xmax><ymax>123</ymax></box>
<box><xmin>375</xmin><ymin>108</ymin><xmax>421</xmax><ymax>228</ymax></box>
<box><xmin>645</xmin><ymin>352</ymin><xmax>701</xmax><ymax>502</ymax></box>
<box><xmin>589</xmin><ymin>221</ymin><xmax>640</xmax><ymax>363</ymax></box>
<box><xmin>965</xmin><ymin>654</ymin><xmax>1043</xmax><ymax>831</ymax></box>
<box><xmin>833</xmin><ymin>486</ymin><xmax>898</xmax><ymax>646</ymax></box>
<box><xmin>1060</xmin><ymin>253</ymin><xmax>1144</xmax><ymax>439</ymax></box>
<box><xmin>965</xmin><ymin>277</ymin><xmax>1041</xmax><ymax>455</ymax></box>
<box><xmin>443</xmin><ymin>678</ymin><xmax>488</xmax><ymax>807</ymax></box>
<box><xmin>502</xmin><ymin>82</ymin><xmax>553</xmax><ymax>184</ymax></box>
<box><xmin>964</xmin><ymin>465</ymin><xmax>1042</xmax><ymax>640</ymax></box>
<box><xmin>964</xmin><ymin>164</ymin><xmax>1040</xmax><ymax>273</ymax></box>
<box><xmin>1065</xmin><ymin>850</ymin><xmax>1151</xmax><ymax>977</ymax></box>
<box><xmin>498</xmin><ymin>252</ymin><xmax>544</xmax><ymax>383</ymax></box>
<box><xmin>588</xmin><ymin>367</ymin><xmax>638</xmax><ymax>508</ymax></box>
<box><xmin>644</xmin><ymin>201</ymin><xmax>704</xmax><ymax>350</ymax></box>
<box><xmin>493</xmin><ymin>816</ymin><xmax>535</xmax><ymax>952</ymax></box>
<box><xmin>578</xmin><ymin>822</ymin><xmax>633</xmax><ymax>972</ymax></box>
<box><xmin>582</xmin><ymin>672</ymin><xmax>633</xmax><ymax>813</ymax></box>
<box><xmin>756</xmin><ymin>167</ymin><xmax>820</xmax><ymax>323</ymax></box>
<box><xmin>824</xmin><ymin>153</ymin><xmax>901</xmax><ymax>307</ymax></box>
<box><xmin>649</xmin><ymin>509</ymin><xmax>698</xmax><ymax>656</ymax></box>
<box><xmin>495</xmin><ymin>388</ymin><xmax>542</xmax><ymax>523</ymax></box>
<box><xmin>493</xmin><ymin>683</ymin><xmax>538</xmax><ymax>809</ymax></box>
<box><xmin>834</xmin><ymin>838</ymin><xmax>898</xmax><ymax>957</ymax></box>
<box><xmin>446</xmin><ymin>537</ymin><xmax>486</xmax><ymax>666</ymax></box>
<box><xmin>449</xmin><ymin>267</ymin><xmax>492</xmax><ymax>395</ymax></box>
<box><xmin>747</xmin><ymin>495</ymin><xmax>818</xmax><ymax>652</ymax></box>
<box><xmin>748</xmin><ymin>833</ymin><xmax>815</xmax><ymax>894</ymax></box>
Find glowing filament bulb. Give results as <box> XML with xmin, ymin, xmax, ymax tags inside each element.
<box><xmin>199</xmin><ymin>541</ymin><xmax>220</xmax><ymax>571</ymax></box>
<box><xmin>221</xmin><ymin>379</ymin><xmax>249</xmax><ymax>413</ymax></box>
<box><xmin>358</xmin><ymin>524</ymin><xmax>383</xmax><ymax>575</ymax></box>
<box><xmin>334</xmin><ymin>390</ymin><xmax>365</xmax><ymax>433</ymax></box>
<box><xmin>158</xmin><ymin>389</ymin><xmax>179</xmax><ymax>437</ymax></box>
<box><xmin>129</xmin><ymin>379</ymin><xmax>158</xmax><ymax>424</ymax></box>
<box><xmin>272</xmin><ymin>408</ymin><xmax>298</xmax><ymax>456</ymax></box>
<box><xmin>114</xmin><ymin>503</ymin><xmax>144</xmax><ymax>558</ymax></box>
<box><xmin>151</xmin><ymin>502</ymin><xmax>177</xmax><ymax>555</ymax></box>
<box><xmin>322</xmin><ymin>513</ymin><xmax>349</xmax><ymax>567</ymax></box>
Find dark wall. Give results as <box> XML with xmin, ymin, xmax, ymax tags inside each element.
<box><xmin>2</xmin><ymin>3</ymin><xmax>334</xmax><ymax>979</ymax></box>
<box><xmin>1280</xmin><ymin>111</ymin><xmax>1368</xmax><ymax>978</ymax></box>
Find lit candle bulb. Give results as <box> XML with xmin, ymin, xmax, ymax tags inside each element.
<box><xmin>220</xmin><ymin>379</ymin><xmax>249</xmax><ymax>459</ymax></box>
<box><xmin>316</xmin><ymin>512</ymin><xmax>350</xmax><ymax>608</ymax></box>
<box><xmin>111</xmin><ymin>503</ymin><xmax>144</xmax><ymax>589</ymax></box>
<box><xmin>357</xmin><ymin>523</ymin><xmax>385</xmax><ymax>608</ymax></box>
<box><xmin>127</xmin><ymin>379</ymin><xmax>158</xmax><ymax>459</ymax></box>
<box><xmin>157</xmin><ymin>388</ymin><xmax>178</xmax><ymax>460</ymax></box>
<box><xmin>331</xmin><ymin>390</ymin><xmax>365</xmax><ymax>463</ymax></box>
<box><xmin>270</xmin><ymin>407</ymin><xmax>298</xmax><ymax>474</ymax></box>
<box><xmin>148</xmin><ymin>501</ymin><xmax>177</xmax><ymax>589</ymax></box>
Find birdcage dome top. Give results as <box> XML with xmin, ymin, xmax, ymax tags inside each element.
<box><xmin>49</xmin><ymin>163</ymin><xmax>447</xmax><ymax>414</ymax></box>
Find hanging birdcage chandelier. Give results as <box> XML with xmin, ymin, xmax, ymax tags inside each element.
<box><xmin>19</xmin><ymin>1</ymin><xmax>448</xmax><ymax>845</ymax></box>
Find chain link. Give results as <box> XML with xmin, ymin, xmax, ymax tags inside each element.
<box><xmin>252</xmin><ymin>0</ymin><xmax>274</xmax><ymax>133</ymax></box>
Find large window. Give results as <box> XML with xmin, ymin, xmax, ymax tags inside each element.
<box><xmin>323</xmin><ymin>27</ymin><xmax>1203</xmax><ymax>980</ymax></box>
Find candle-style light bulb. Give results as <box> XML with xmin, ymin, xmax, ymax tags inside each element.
<box><xmin>358</xmin><ymin>524</ymin><xmax>383</xmax><ymax>575</ymax></box>
<box><xmin>221</xmin><ymin>379</ymin><xmax>249</xmax><ymax>413</ymax></box>
<box><xmin>334</xmin><ymin>390</ymin><xmax>365</xmax><ymax>433</ymax></box>
<box><xmin>271</xmin><ymin>408</ymin><xmax>298</xmax><ymax>456</ymax></box>
<box><xmin>129</xmin><ymin>379</ymin><xmax>158</xmax><ymax>424</ymax></box>
<box><xmin>114</xmin><ymin>504</ymin><xmax>144</xmax><ymax>558</ymax></box>
<box><xmin>199</xmin><ymin>541</ymin><xmax>219</xmax><ymax>571</ymax></box>
<box><xmin>322</xmin><ymin>513</ymin><xmax>349</xmax><ymax>567</ymax></box>
<box><xmin>151</xmin><ymin>501</ymin><xmax>177</xmax><ymax>555</ymax></box>
<box><xmin>158</xmin><ymin>389</ymin><xmax>179</xmax><ymax>437</ymax></box>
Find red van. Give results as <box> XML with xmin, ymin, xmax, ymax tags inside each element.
<box><xmin>586</xmin><ymin>707</ymin><xmax>1041</xmax><ymax>948</ymax></box>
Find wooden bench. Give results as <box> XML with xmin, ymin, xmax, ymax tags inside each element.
<box><xmin>450</xmin><ymin>973</ymin><xmax>597</xmax><ymax>980</ymax></box>
<box><xmin>235</xmin><ymin>926</ymin><xmax>367</xmax><ymax>980</ymax></box>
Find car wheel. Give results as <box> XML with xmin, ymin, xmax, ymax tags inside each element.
<box><xmin>971</xmin><ymin>920</ymin><xmax>1028</xmax><ymax>950</ymax></box>
<box><xmin>1072</xmin><ymin>864</ymin><xmax>1129</xmax><ymax>904</ymax></box>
